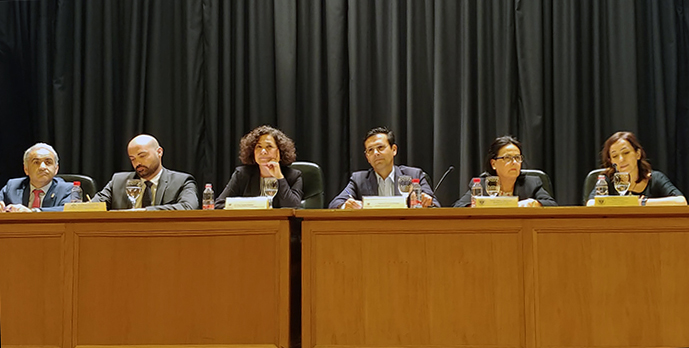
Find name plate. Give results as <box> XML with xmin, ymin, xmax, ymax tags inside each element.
<box><xmin>593</xmin><ymin>195</ymin><xmax>639</xmax><ymax>207</ymax></box>
<box><xmin>63</xmin><ymin>202</ymin><xmax>107</xmax><ymax>212</ymax></box>
<box><xmin>224</xmin><ymin>197</ymin><xmax>270</xmax><ymax>210</ymax></box>
<box><xmin>474</xmin><ymin>196</ymin><xmax>519</xmax><ymax>208</ymax></box>
<box><xmin>362</xmin><ymin>196</ymin><xmax>407</xmax><ymax>209</ymax></box>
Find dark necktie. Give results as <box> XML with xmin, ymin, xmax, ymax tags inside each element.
<box><xmin>142</xmin><ymin>181</ymin><xmax>153</xmax><ymax>207</ymax></box>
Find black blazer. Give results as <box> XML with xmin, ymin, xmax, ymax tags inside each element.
<box><xmin>587</xmin><ymin>170</ymin><xmax>683</xmax><ymax>200</ymax></box>
<box><xmin>453</xmin><ymin>174</ymin><xmax>557</xmax><ymax>207</ymax></box>
<box><xmin>215</xmin><ymin>165</ymin><xmax>303</xmax><ymax>209</ymax></box>
<box><xmin>328</xmin><ymin>165</ymin><xmax>440</xmax><ymax>208</ymax></box>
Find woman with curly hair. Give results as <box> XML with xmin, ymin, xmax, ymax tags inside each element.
<box><xmin>214</xmin><ymin>125</ymin><xmax>303</xmax><ymax>209</ymax></box>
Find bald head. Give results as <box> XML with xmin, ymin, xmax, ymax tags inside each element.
<box><xmin>127</xmin><ymin>134</ymin><xmax>163</xmax><ymax>180</ymax></box>
<box><xmin>128</xmin><ymin>134</ymin><xmax>160</xmax><ymax>150</ymax></box>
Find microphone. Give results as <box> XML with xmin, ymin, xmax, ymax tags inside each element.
<box><xmin>612</xmin><ymin>163</ymin><xmax>618</xmax><ymax>173</ymax></box>
<box><xmin>433</xmin><ymin>165</ymin><xmax>455</xmax><ymax>193</ymax></box>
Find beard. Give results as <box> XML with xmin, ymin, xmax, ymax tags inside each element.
<box><xmin>136</xmin><ymin>165</ymin><xmax>152</xmax><ymax>178</ymax></box>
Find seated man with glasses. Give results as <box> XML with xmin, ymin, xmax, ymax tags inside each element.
<box><xmin>329</xmin><ymin>126</ymin><xmax>440</xmax><ymax>209</ymax></box>
<box><xmin>453</xmin><ymin>135</ymin><xmax>557</xmax><ymax>207</ymax></box>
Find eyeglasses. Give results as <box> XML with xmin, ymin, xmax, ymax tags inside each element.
<box><xmin>495</xmin><ymin>154</ymin><xmax>524</xmax><ymax>164</ymax></box>
<box><xmin>365</xmin><ymin>144</ymin><xmax>389</xmax><ymax>156</ymax></box>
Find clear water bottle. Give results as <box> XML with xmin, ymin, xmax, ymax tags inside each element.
<box><xmin>595</xmin><ymin>175</ymin><xmax>608</xmax><ymax>196</ymax></box>
<box><xmin>70</xmin><ymin>181</ymin><xmax>83</xmax><ymax>203</ymax></box>
<box><xmin>410</xmin><ymin>178</ymin><xmax>423</xmax><ymax>208</ymax></box>
<box><xmin>470</xmin><ymin>177</ymin><xmax>482</xmax><ymax>207</ymax></box>
<box><xmin>202</xmin><ymin>183</ymin><xmax>214</xmax><ymax>210</ymax></box>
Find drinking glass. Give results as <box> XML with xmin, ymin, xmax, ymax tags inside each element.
<box><xmin>613</xmin><ymin>172</ymin><xmax>631</xmax><ymax>196</ymax></box>
<box><xmin>125</xmin><ymin>179</ymin><xmax>142</xmax><ymax>208</ymax></box>
<box><xmin>485</xmin><ymin>176</ymin><xmax>500</xmax><ymax>197</ymax></box>
<box><xmin>264</xmin><ymin>177</ymin><xmax>278</xmax><ymax>208</ymax></box>
<box><xmin>397</xmin><ymin>175</ymin><xmax>413</xmax><ymax>199</ymax></box>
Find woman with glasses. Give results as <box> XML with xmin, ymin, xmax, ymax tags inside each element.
<box><xmin>214</xmin><ymin>125</ymin><xmax>303</xmax><ymax>209</ymax></box>
<box><xmin>453</xmin><ymin>135</ymin><xmax>557</xmax><ymax>207</ymax></box>
<box><xmin>585</xmin><ymin>131</ymin><xmax>686</xmax><ymax>206</ymax></box>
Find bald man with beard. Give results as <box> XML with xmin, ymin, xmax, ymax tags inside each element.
<box><xmin>91</xmin><ymin>134</ymin><xmax>199</xmax><ymax>210</ymax></box>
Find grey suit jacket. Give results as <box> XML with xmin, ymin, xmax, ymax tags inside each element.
<box><xmin>92</xmin><ymin>167</ymin><xmax>199</xmax><ymax>210</ymax></box>
<box><xmin>329</xmin><ymin>165</ymin><xmax>440</xmax><ymax>208</ymax></box>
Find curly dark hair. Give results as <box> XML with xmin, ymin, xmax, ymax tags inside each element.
<box><xmin>239</xmin><ymin>125</ymin><xmax>297</xmax><ymax>165</ymax></box>
<box><xmin>484</xmin><ymin>135</ymin><xmax>522</xmax><ymax>175</ymax></box>
<box><xmin>601</xmin><ymin>131</ymin><xmax>652</xmax><ymax>183</ymax></box>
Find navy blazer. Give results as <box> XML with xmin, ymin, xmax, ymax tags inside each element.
<box><xmin>214</xmin><ymin>165</ymin><xmax>303</xmax><ymax>209</ymax></box>
<box><xmin>329</xmin><ymin>165</ymin><xmax>440</xmax><ymax>208</ymax></box>
<box><xmin>453</xmin><ymin>174</ymin><xmax>558</xmax><ymax>207</ymax></box>
<box><xmin>0</xmin><ymin>176</ymin><xmax>73</xmax><ymax>211</ymax></box>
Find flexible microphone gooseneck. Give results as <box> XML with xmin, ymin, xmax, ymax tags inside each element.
<box><xmin>433</xmin><ymin>165</ymin><xmax>455</xmax><ymax>193</ymax></box>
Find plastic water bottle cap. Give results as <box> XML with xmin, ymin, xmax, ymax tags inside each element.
<box><xmin>73</xmin><ymin>181</ymin><xmax>81</xmax><ymax>186</ymax></box>
<box><xmin>473</xmin><ymin>178</ymin><xmax>481</xmax><ymax>183</ymax></box>
<box><xmin>205</xmin><ymin>183</ymin><xmax>212</xmax><ymax>188</ymax></box>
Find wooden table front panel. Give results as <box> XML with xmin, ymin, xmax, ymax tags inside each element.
<box><xmin>0</xmin><ymin>211</ymin><xmax>291</xmax><ymax>348</ymax></box>
<box><xmin>73</xmin><ymin>220</ymin><xmax>286</xmax><ymax>345</ymax></box>
<box><xmin>302</xmin><ymin>218</ymin><xmax>525</xmax><ymax>348</ymax></box>
<box><xmin>298</xmin><ymin>207</ymin><xmax>689</xmax><ymax>348</ymax></box>
<box><xmin>0</xmin><ymin>224</ymin><xmax>65</xmax><ymax>348</ymax></box>
<box><xmin>533</xmin><ymin>217</ymin><xmax>689</xmax><ymax>348</ymax></box>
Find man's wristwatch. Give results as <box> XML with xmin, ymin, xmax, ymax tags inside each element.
<box><xmin>640</xmin><ymin>197</ymin><xmax>648</xmax><ymax>206</ymax></box>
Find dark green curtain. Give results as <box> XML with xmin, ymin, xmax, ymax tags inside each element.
<box><xmin>1</xmin><ymin>0</ymin><xmax>687</xmax><ymax>206</ymax></box>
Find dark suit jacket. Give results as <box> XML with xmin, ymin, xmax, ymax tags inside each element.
<box><xmin>453</xmin><ymin>174</ymin><xmax>558</xmax><ymax>207</ymax></box>
<box><xmin>329</xmin><ymin>165</ymin><xmax>440</xmax><ymax>208</ymax></box>
<box><xmin>91</xmin><ymin>167</ymin><xmax>199</xmax><ymax>210</ymax></box>
<box><xmin>0</xmin><ymin>176</ymin><xmax>73</xmax><ymax>211</ymax></box>
<box><xmin>214</xmin><ymin>165</ymin><xmax>303</xmax><ymax>209</ymax></box>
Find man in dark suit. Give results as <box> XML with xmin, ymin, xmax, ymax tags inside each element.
<box><xmin>91</xmin><ymin>134</ymin><xmax>199</xmax><ymax>210</ymax></box>
<box><xmin>329</xmin><ymin>126</ymin><xmax>440</xmax><ymax>209</ymax></box>
<box><xmin>0</xmin><ymin>143</ymin><xmax>73</xmax><ymax>212</ymax></box>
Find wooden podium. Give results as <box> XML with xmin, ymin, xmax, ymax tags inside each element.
<box><xmin>0</xmin><ymin>210</ymin><xmax>291</xmax><ymax>348</ymax></box>
<box><xmin>297</xmin><ymin>207</ymin><xmax>689</xmax><ymax>348</ymax></box>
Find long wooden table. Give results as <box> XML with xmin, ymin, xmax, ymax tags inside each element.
<box><xmin>0</xmin><ymin>210</ymin><xmax>292</xmax><ymax>348</ymax></box>
<box><xmin>297</xmin><ymin>207</ymin><xmax>689</xmax><ymax>348</ymax></box>
<box><xmin>4</xmin><ymin>207</ymin><xmax>689</xmax><ymax>348</ymax></box>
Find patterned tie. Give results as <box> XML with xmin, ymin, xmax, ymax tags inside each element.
<box><xmin>141</xmin><ymin>181</ymin><xmax>153</xmax><ymax>207</ymax></box>
<box><xmin>31</xmin><ymin>189</ymin><xmax>43</xmax><ymax>208</ymax></box>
